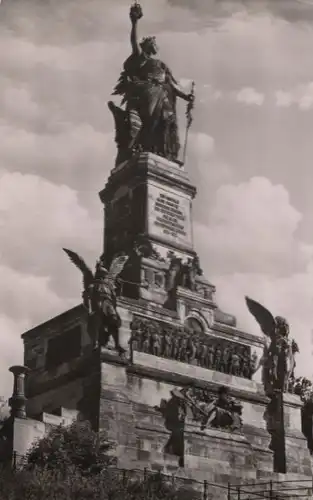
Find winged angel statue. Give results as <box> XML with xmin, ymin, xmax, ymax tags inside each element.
<box><xmin>63</xmin><ymin>249</ymin><xmax>129</xmax><ymax>355</ymax></box>
<box><xmin>245</xmin><ymin>297</ymin><xmax>299</xmax><ymax>394</ymax></box>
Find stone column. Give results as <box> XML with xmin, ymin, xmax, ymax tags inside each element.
<box><xmin>9</xmin><ymin>365</ymin><xmax>28</xmax><ymax>419</ymax></box>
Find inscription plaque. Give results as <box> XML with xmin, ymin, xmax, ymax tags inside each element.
<box><xmin>148</xmin><ymin>185</ymin><xmax>192</xmax><ymax>247</ymax></box>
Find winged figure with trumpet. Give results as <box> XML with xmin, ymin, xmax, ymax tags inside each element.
<box><xmin>63</xmin><ymin>249</ymin><xmax>129</xmax><ymax>355</ymax></box>
<box><xmin>245</xmin><ymin>297</ymin><xmax>299</xmax><ymax>394</ymax></box>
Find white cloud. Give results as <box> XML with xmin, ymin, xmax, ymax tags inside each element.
<box><xmin>298</xmin><ymin>83</ymin><xmax>313</xmax><ymax>109</ymax></box>
<box><xmin>197</xmin><ymin>176</ymin><xmax>305</xmax><ymax>274</ymax></box>
<box><xmin>0</xmin><ymin>170</ymin><xmax>102</xmax><ymax>296</ymax></box>
<box><xmin>0</xmin><ymin>170</ymin><xmax>100</xmax><ymax>246</ymax></box>
<box><xmin>190</xmin><ymin>132</ymin><xmax>215</xmax><ymax>158</ymax></box>
<box><xmin>275</xmin><ymin>82</ymin><xmax>313</xmax><ymax>110</ymax></box>
<box><xmin>0</xmin><ymin>172</ymin><xmax>98</xmax><ymax>393</ymax></box>
<box><xmin>179</xmin><ymin>78</ymin><xmax>194</xmax><ymax>89</ymax></box>
<box><xmin>0</xmin><ymin>267</ymin><xmax>75</xmax><ymax>398</ymax></box>
<box><xmin>275</xmin><ymin>90</ymin><xmax>293</xmax><ymax>108</ymax></box>
<box><xmin>0</xmin><ymin>124</ymin><xmax>114</xmax><ymax>190</ymax></box>
<box><xmin>236</xmin><ymin>87</ymin><xmax>264</xmax><ymax>106</ymax></box>
<box><xmin>195</xmin><ymin>176</ymin><xmax>313</xmax><ymax>378</ymax></box>
<box><xmin>0</xmin><ymin>83</ymin><xmax>40</xmax><ymax>121</ymax></box>
<box><xmin>0</xmin><ymin>266</ymin><xmax>70</xmax><ymax>326</ymax></box>
<box><xmin>213</xmin><ymin>90</ymin><xmax>222</xmax><ymax>100</ymax></box>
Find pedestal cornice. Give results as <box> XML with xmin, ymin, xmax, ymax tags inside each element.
<box><xmin>99</xmin><ymin>152</ymin><xmax>197</xmax><ymax>203</ymax></box>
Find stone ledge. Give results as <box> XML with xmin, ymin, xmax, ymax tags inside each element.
<box><xmin>135</xmin><ymin>421</ymin><xmax>170</xmax><ymax>436</ymax></box>
<box><xmin>212</xmin><ymin>323</ymin><xmax>264</xmax><ymax>348</ymax></box>
<box><xmin>242</xmin><ymin>424</ymin><xmax>272</xmax><ymax>438</ymax></box>
<box><xmin>127</xmin><ymin>363</ymin><xmax>269</xmax><ymax>404</ymax></box>
<box><xmin>134</xmin><ymin>420</ymin><xmax>247</xmax><ymax>446</ymax></box>
<box><xmin>100</xmin><ymin>392</ymin><xmax>131</xmax><ymax>404</ymax></box>
<box><xmin>185</xmin><ymin>425</ymin><xmax>247</xmax><ymax>445</ymax></box>
<box><xmin>285</xmin><ymin>429</ymin><xmax>309</xmax><ymax>440</ymax></box>
<box><xmin>100</xmin><ymin>348</ymin><xmax>129</xmax><ymax>366</ymax></box>
<box><xmin>128</xmin><ymin>351</ymin><xmax>268</xmax><ymax>403</ymax></box>
<box><xmin>283</xmin><ymin>392</ymin><xmax>303</xmax><ymax>408</ymax></box>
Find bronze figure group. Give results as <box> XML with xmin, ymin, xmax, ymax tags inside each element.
<box><xmin>130</xmin><ymin>316</ymin><xmax>258</xmax><ymax>380</ymax></box>
<box><xmin>155</xmin><ymin>385</ymin><xmax>242</xmax><ymax>466</ymax></box>
<box><xmin>181</xmin><ymin>385</ymin><xmax>243</xmax><ymax>432</ymax></box>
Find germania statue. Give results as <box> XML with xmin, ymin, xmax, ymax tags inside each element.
<box><xmin>108</xmin><ymin>2</ymin><xmax>195</xmax><ymax>166</ymax></box>
<box><xmin>245</xmin><ymin>296</ymin><xmax>299</xmax><ymax>395</ymax></box>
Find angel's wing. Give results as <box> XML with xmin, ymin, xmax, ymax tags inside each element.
<box><xmin>108</xmin><ymin>254</ymin><xmax>129</xmax><ymax>281</ymax></box>
<box><xmin>245</xmin><ymin>296</ymin><xmax>276</xmax><ymax>340</ymax></box>
<box><xmin>63</xmin><ymin>248</ymin><xmax>94</xmax><ymax>290</ymax></box>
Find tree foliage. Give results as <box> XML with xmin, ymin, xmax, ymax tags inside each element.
<box><xmin>0</xmin><ymin>419</ymin><xmax>199</xmax><ymax>500</ymax></box>
<box><xmin>26</xmin><ymin>420</ymin><xmax>115</xmax><ymax>474</ymax></box>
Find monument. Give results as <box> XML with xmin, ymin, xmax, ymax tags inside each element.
<box><xmin>2</xmin><ymin>4</ymin><xmax>313</xmax><ymax>499</ymax></box>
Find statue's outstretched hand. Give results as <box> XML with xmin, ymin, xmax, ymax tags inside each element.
<box><xmin>130</xmin><ymin>3</ymin><xmax>143</xmax><ymax>23</ymax></box>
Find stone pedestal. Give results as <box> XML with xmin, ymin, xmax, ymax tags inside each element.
<box><xmin>99</xmin><ymin>153</ymin><xmax>197</xmax><ymax>264</ymax></box>
<box><xmin>283</xmin><ymin>392</ymin><xmax>312</xmax><ymax>477</ymax></box>
<box><xmin>99</xmin><ymin>153</ymin><xmax>200</xmax><ymax>306</ymax></box>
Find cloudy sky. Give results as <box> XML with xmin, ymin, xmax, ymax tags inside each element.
<box><xmin>1</xmin><ymin>0</ymin><xmax>313</xmax><ymax>397</ymax></box>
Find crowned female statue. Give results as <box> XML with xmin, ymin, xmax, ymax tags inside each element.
<box><xmin>108</xmin><ymin>2</ymin><xmax>194</xmax><ymax>166</ymax></box>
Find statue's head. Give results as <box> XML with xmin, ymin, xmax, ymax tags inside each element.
<box><xmin>140</xmin><ymin>36</ymin><xmax>158</xmax><ymax>55</ymax></box>
<box><xmin>95</xmin><ymin>261</ymin><xmax>109</xmax><ymax>278</ymax></box>
<box><xmin>275</xmin><ymin>316</ymin><xmax>289</xmax><ymax>336</ymax></box>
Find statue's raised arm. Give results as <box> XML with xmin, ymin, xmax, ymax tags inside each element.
<box><xmin>129</xmin><ymin>2</ymin><xmax>143</xmax><ymax>55</ymax></box>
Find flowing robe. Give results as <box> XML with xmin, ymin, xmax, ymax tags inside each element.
<box><xmin>120</xmin><ymin>53</ymin><xmax>180</xmax><ymax>160</ymax></box>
